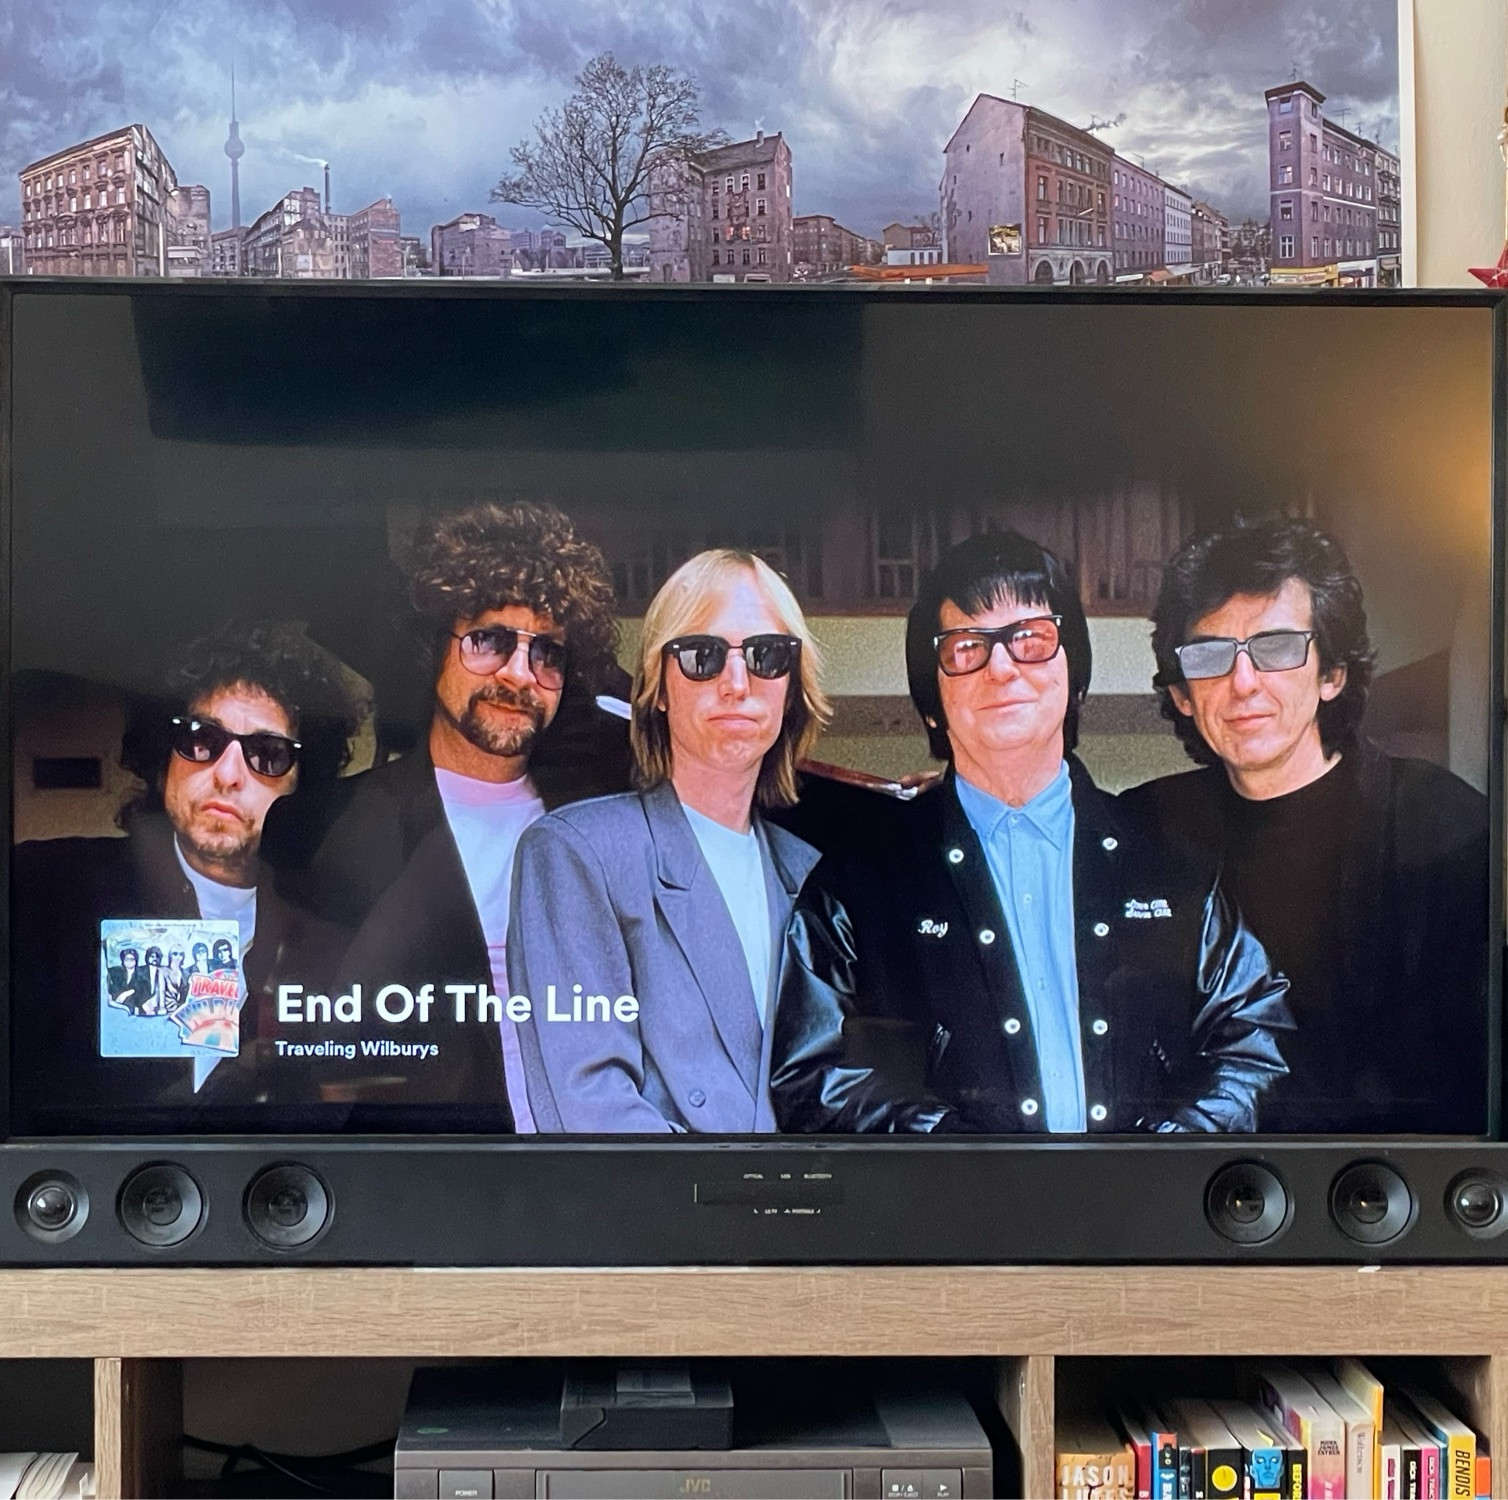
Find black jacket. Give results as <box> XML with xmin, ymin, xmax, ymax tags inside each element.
<box><xmin>1118</xmin><ymin>742</ymin><xmax>1491</xmax><ymax>1133</ymax></box>
<box><xmin>9</xmin><ymin>812</ymin><xmax>347</xmax><ymax>1134</ymax></box>
<box><xmin>769</xmin><ymin>761</ymin><xmax>1294</xmax><ymax>1135</ymax></box>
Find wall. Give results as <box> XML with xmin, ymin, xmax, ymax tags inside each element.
<box><xmin>1405</xmin><ymin>0</ymin><xmax>1508</xmax><ymax>285</ymax></box>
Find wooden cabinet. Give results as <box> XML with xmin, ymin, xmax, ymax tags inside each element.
<box><xmin>2</xmin><ymin>1266</ymin><xmax>1505</xmax><ymax>1498</ymax></box>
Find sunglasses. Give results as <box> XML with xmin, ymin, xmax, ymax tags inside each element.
<box><xmin>934</xmin><ymin>616</ymin><xmax>1063</xmax><ymax>677</ymax></box>
<box><xmin>453</xmin><ymin>626</ymin><xmax>568</xmax><ymax>689</ymax></box>
<box><xmin>663</xmin><ymin>634</ymin><xmax>802</xmax><ymax>682</ymax></box>
<box><xmin>1174</xmin><ymin>629</ymin><xmax>1315</xmax><ymax>682</ymax></box>
<box><xmin>170</xmin><ymin>717</ymin><xmax>301</xmax><ymax>778</ymax></box>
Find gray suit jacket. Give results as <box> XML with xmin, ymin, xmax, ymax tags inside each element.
<box><xmin>507</xmin><ymin>782</ymin><xmax>820</xmax><ymax>1133</ymax></box>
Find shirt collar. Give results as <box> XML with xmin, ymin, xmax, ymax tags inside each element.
<box><xmin>955</xmin><ymin>760</ymin><xmax>1074</xmax><ymax>851</ymax></box>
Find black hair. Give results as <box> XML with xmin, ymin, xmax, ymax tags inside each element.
<box><xmin>1150</xmin><ymin>518</ymin><xmax>1376</xmax><ymax>765</ymax></box>
<box><xmin>122</xmin><ymin>620</ymin><xmax>364</xmax><ymax>812</ymax></box>
<box><xmin>905</xmin><ymin>529</ymin><xmax>1093</xmax><ymax>760</ymax></box>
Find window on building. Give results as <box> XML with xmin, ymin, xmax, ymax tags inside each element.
<box><xmin>1278</xmin><ymin>165</ymin><xmax>1293</xmax><ymax>184</ymax></box>
<box><xmin>999</xmin><ymin>152</ymin><xmax>1005</xmax><ymax>166</ymax></box>
<box><xmin>712</xmin><ymin>205</ymin><xmax>718</xmax><ymax>219</ymax></box>
<box><xmin>1278</xmin><ymin>131</ymin><xmax>1292</xmax><ymax>150</ymax></box>
<box><xmin>1280</xmin><ymin>201</ymin><xmax>1293</xmax><ymax>220</ymax></box>
<box><xmin>725</xmin><ymin>177</ymin><xmax>733</xmax><ymax>191</ymax></box>
<box><xmin>1037</xmin><ymin>215</ymin><xmax>1047</xmax><ymax>241</ymax></box>
<box><xmin>1311</xmin><ymin>236</ymin><xmax>1319</xmax><ymax>258</ymax></box>
<box><xmin>1279</xmin><ymin>234</ymin><xmax>1294</xmax><ymax>257</ymax></box>
<box><xmin>1309</xmin><ymin>168</ymin><xmax>1317</xmax><ymax>185</ymax></box>
<box><xmin>1278</xmin><ymin>96</ymin><xmax>1293</xmax><ymax>112</ymax></box>
<box><xmin>757</xmin><ymin>173</ymin><xmax>766</xmax><ymax>190</ymax></box>
<box><xmin>756</xmin><ymin>198</ymin><xmax>766</xmax><ymax>216</ymax></box>
<box><xmin>741</xmin><ymin>247</ymin><xmax>750</xmax><ymax>265</ymax></box>
<box><xmin>712</xmin><ymin>250</ymin><xmax>719</xmax><ymax>264</ymax></box>
<box><xmin>1310</xmin><ymin>201</ymin><xmax>1318</xmax><ymax>219</ymax></box>
<box><xmin>757</xmin><ymin>248</ymin><xmax>766</xmax><ymax>264</ymax></box>
<box><xmin>740</xmin><ymin>174</ymin><xmax>749</xmax><ymax>190</ymax></box>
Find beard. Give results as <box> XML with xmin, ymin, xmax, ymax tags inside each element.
<box><xmin>456</xmin><ymin>683</ymin><xmax>547</xmax><ymax>759</ymax></box>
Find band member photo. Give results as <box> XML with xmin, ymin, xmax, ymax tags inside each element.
<box><xmin>769</xmin><ymin>529</ymin><xmax>1294</xmax><ymax>1136</ymax></box>
<box><xmin>1120</xmin><ymin>518</ymin><xmax>1490</xmax><ymax>1133</ymax></box>
<box><xmin>508</xmin><ymin>548</ymin><xmax>830</xmax><ymax>1133</ymax></box>
<box><xmin>10</xmin><ymin>621</ymin><xmax>361</xmax><ymax>1127</ymax></box>
<box><xmin>265</xmin><ymin>500</ymin><xmax>627</xmax><ymax>1129</ymax></box>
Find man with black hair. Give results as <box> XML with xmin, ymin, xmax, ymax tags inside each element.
<box><xmin>263</xmin><ymin>499</ymin><xmax>630</xmax><ymax>1130</ymax></box>
<box><xmin>1120</xmin><ymin>518</ymin><xmax>1490</xmax><ymax>1132</ymax></box>
<box><xmin>769</xmin><ymin>529</ymin><xmax>1294</xmax><ymax>1136</ymax></box>
<box><xmin>10</xmin><ymin>621</ymin><xmax>362</xmax><ymax>1129</ymax></box>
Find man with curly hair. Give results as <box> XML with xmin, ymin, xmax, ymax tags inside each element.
<box><xmin>1119</xmin><ymin>518</ymin><xmax>1490</xmax><ymax>1133</ymax></box>
<box><xmin>10</xmin><ymin>621</ymin><xmax>362</xmax><ymax>1128</ymax></box>
<box><xmin>268</xmin><ymin>500</ymin><xmax>628</xmax><ymax>1131</ymax></box>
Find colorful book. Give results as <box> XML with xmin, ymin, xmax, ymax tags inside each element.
<box><xmin>1380</xmin><ymin>1417</ymin><xmax>1406</xmax><ymax>1500</ymax></box>
<box><xmin>1056</xmin><ymin>1412</ymin><xmax>1136</xmax><ymax>1500</ymax></box>
<box><xmin>1395</xmin><ymin>1383</ymin><xmax>1476</xmax><ymax>1500</ymax></box>
<box><xmin>1212</xmin><ymin>1401</ymin><xmax>1294</xmax><ymax>1500</ymax></box>
<box><xmin>1113</xmin><ymin>1403</ymin><xmax>1153</xmax><ymax>1500</ymax></box>
<box><xmin>1390</xmin><ymin>1401</ymin><xmax>1441</xmax><ymax>1499</ymax></box>
<box><xmin>1302</xmin><ymin>1366</ymin><xmax>1376</xmax><ymax>1500</ymax></box>
<box><xmin>1166</xmin><ymin>1399</ymin><xmax>1245</xmax><ymax>1500</ymax></box>
<box><xmin>1333</xmin><ymin>1359</ymin><xmax>1386</xmax><ymax>1500</ymax></box>
<box><xmin>1253</xmin><ymin>1364</ymin><xmax>1345</xmax><ymax>1498</ymax></box>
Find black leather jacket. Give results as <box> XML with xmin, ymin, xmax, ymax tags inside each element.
<box><xmin>769</xmin><ymin>761</ymin><xmax>1294</xmax><ymax>1134</ymax></box>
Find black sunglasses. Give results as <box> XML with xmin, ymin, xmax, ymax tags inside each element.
<box><xmin>933</xmin><ymin>616</ymin><xmax>1063</xmax><ymax>677</ymax></box>
<box><xmin>663</xmin><ymin>634</ymin><xmax>802</xmax><ymax>682</ymax></box>
<box><xmin>452</xmin><ymin>626</ymin><xmax>568</xmax><ymax>689</ymax></box>
<box><xmin>170</xmin><ymin>717</ymin><xmax>301</xmax><ymax>779</ymax></box>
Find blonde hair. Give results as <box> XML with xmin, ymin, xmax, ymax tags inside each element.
<box><xmin>631</xmin><ymin>550</ymin><xmax>831</xmax><ymax>809</ymax></box>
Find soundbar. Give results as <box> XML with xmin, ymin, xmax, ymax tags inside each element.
<box><xmin>6</xmin><ymin>1140</ymin><xmax>1508</xmax><ymax>1265</ymax></box>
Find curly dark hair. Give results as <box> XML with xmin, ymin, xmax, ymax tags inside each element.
<box><xmin>906</xmin><ymin>529</ymin><xmax>1093</xmax><ymax>760</ymax></box>
<box><xmin>122</xmin><ymin>619</ymin><xmax>365</xmax><ymax>810</ymax></box>
<box><xmin>1150</xmin><ymin>518</ymin><xmax>1376</xmax><ymax>766</ymax></box>
<box><xmin>404</xmin><ymin>500</ymin><xmax>619</xmax><ymax>692</ymax></box>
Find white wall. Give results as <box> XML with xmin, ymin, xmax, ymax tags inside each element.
<box><xmin>1404</xmin><ymin>0</ymin><xmax>1508</xmax><ymax>285</ymax></box>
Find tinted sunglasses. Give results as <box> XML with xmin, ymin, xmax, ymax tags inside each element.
<box><xmin>170</xmin><ymin>717</ymin><xmax>301</xmax><ymax>778</ymax></box>
<box><xmin>934</xmin><ymin>616</ymin><xmax>1063</xmax><ymax>676</ymax></box>
<box><xmin>453</xmin><ymin>626</ymin><xmax>568</xmax><ymax>689</ymax></box>
<box><xmin>663</xmin><ymin>634</ymin><xmax>802</xmax><ymax>682</ymax></box>
<box><xmin>1174</xmin><ymin>629</ymin><xmax>1315</xmax><ymax>682</ymax></box>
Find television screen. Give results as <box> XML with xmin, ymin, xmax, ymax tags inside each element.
<box><xmin>4</xmin><ymin>285</ymin><xmax>1499</xmax><ymax>1143</ymax></box>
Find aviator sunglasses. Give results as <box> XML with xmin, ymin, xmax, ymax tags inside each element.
<box><xmin>1174</xmin><ymin>629</ymin><xmax>1316</xmax><ymax>682</ymax></box>
<box><xmin>663</xmin><ymin>634</ymin><xmax>802</xmax><ymax>682</ymax></box>
<box><xmin>452</xmin><ymin>626</ymin><xmax>569</xmax><ymax>690</ymax></box>
<box><xmin>170</xmin><ymin>717</ymin><xmax>301</xmax><ymax>778</ymax></box>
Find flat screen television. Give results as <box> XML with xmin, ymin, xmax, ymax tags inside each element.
<box><xmin>0</xmin><ymin>281</ymin><xmax>1503</xmax><ymax>1264</ymax></box>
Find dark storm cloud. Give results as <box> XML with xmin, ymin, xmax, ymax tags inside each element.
<box><xmin>0</xmin><ymin>0</ymin><xmax>1397</xmax><ymax>239</ymax></box>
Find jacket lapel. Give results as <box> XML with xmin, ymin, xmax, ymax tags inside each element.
<box><xmin>644</xmin><ymin>782</ymin><xmax>764</xmax><ymax>1100</ymax></box>
<box><xmin>752</xmin><ymin>819</ymin><xmax>818</xmax><ymax>1131</ymax></box>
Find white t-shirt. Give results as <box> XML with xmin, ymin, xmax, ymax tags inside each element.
<box><xmin>682</xmin><ymin>804</ymin><xmax>773</xmax><ymax>1027</ymax></box>
<box><xmin>174</xmin><ymin>838</ymin><xmax>258</xmax><ymax>958</ymax></box>
<box><xmin>434</xmin><ymin>767</ymin><xmax>547</xmax><ymax>1131</ymax></box>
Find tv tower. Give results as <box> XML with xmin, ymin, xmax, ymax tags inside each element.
<box><xmin>225</xmin><ymin>64</ymin><xmax>245</xmax><ymax>229</ymax></box>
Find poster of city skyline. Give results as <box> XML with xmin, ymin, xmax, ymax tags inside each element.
<box><xmin>2</xmin><ymin>0</ymin><xmax>1403</xmax><ymax>286</ymax></box>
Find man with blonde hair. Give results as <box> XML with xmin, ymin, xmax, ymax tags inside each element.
<box><xmin>507</xmin><ymin>548</ymin><xmax>829</xmax><ymax>1133</ymax></box>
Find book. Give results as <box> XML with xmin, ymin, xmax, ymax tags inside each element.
<box><xmin>1253</xmin><ymin>1364</ymin><xmax>1345</xmax><ymax>1499</ymax></box>
<box><xmin>1212</xmin><ymin>1401</ymin><xmax>1296</xmax><ymax>1500</ymax></box>
<box><xmin>1333</xmin><ymin>1359</ymin><xmax>1386</xmax><ymax>1500</ymax></box>
<box><xmin>1379</xmin><ymin>1417</ymin><xmax>1407</xmax><ymax>1500</ymax></box>
<box><xmin>1389</xmin><ymin>1401</ymin><xmax>1440</xmax><ymax>1499</ymax></box>
<box><xmin>1113</xmin><ymin>1402</ymin><xmax>1153</xmax><ymax>1500</ymax></box>
<box><xmin>1394</xmin><ymin>1382</ymin><xmax>1476</xmax><ymax>1500</ymax></box>
<box><xmin>1165</xmin><ymin>1399</ymin><xmax>1245</xmax><ymax>1500</ymax></box>
<box><xmin>1301</xmin><ymin>1366</ymin><xmax>1376</xmax><ymax>1500</ymax></box>
<box><xmin>1056</xmin><ymin>1412</ymin><xmax>1136</xmax><ymax>1500</ymax></box>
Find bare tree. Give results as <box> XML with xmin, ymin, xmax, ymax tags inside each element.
<box><xmin>493</xmin><ymin>53</ymin><xmax>724</xmax><ymax>280</ymax></box>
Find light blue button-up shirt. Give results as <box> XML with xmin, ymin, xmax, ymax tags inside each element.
<box><xmin>956</xmin><ymin>764</ymin><xmax>1087</xmax><ymax>1133</ymax></box>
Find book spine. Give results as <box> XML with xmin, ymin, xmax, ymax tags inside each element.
<box><xmin>1205</xmin><ymin>1447</ymin><xmax>1242</xmax><ymax>1500</ymax></box>
<box><xmin>1153</xmin><ymin>1430</ymin><xmax>1178</xmax><ymax>1500</ymax></box>
<box><xmin>1473</xmin><ymin>1453</ymin><xmax>1490</xmax><ymax>1500</ymax></box>
<box><xmin>1444</xmin><ymin>1432</ymin><xmax>1474</xmax><ymax>1498</ymax></box>
<box><xmin>1133</xmin><ymin>1436</ymin><xmax>1152</xmax><ymax>1500</ymax></box>
<box><xmin>1381</xmin><ymin>1442</ymin><xmax>1401</xmax><ymax>1500</ymax></box>
<box><xmin>1285</xmin><ymin>1440</ymin><xmax>1307</xmax><ymax>1500</ymax></box>
<box><xmin>1403</xmin><ymin>1437</ymin><xmax>1420</xmax><ymax>1500</ymax></box>
<box><xmin>1423</xmin><ymin>1442</ymin><xmax>1440</xmax><ymax>1500</ymax></box>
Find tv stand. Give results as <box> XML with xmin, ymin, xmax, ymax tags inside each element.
<box><xmin>3</xmin><ymin>1264</ymin><xmax>1505</xmax><ymax>1498</ymax></box>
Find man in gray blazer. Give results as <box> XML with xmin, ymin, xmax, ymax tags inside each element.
<box><xmin>507</xmin><ymin>549</ymin><xmax>830</xmax><ymax>1133</ymax></box>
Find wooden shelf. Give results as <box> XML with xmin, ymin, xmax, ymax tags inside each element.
<box><xmin>3</xmin><ymin>1265</ymin><xmax>1506</xmax><ymax>1497</ymax></box>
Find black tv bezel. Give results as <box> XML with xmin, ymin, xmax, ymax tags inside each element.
<box><xmin>0</xmin><ymin>278</ymin><xmax>1504</xmax><ymax>1267</ymax></box>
